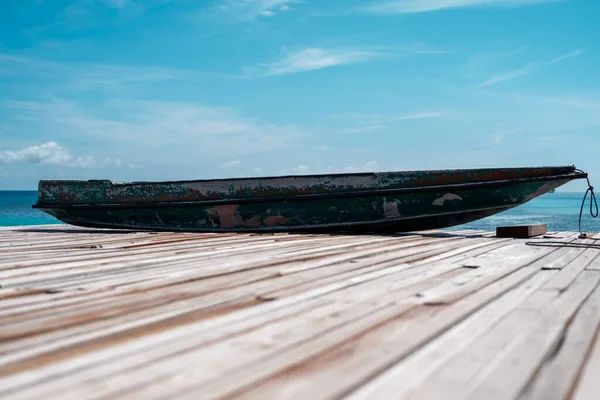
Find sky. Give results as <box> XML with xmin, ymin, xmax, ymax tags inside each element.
<box><xmin>0</xmin><ymin>0</ymin><xmax>599</xmax><ymax>190</ymax></box>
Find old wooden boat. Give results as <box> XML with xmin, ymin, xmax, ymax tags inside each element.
<box><xmin>33</xmin><ymin>165</ymin><xmax>587</xmax><ymax>233</ymax></box>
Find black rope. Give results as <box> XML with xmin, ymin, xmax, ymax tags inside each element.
<box><xmin>576</xmin><ymin>169</ymin><xmax>598</xmax><ymax>238</ymax></box>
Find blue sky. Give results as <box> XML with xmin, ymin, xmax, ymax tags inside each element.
<box><xmin>0</xmin><ymin>0</ymin><xmax>598</xmax><ymax>190</ymax></box>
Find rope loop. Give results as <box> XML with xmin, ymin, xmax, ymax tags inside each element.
<box><xmin>575</xmin><ymin>169</ymin><xmax>598</xmax><ymax>238</ymax></box>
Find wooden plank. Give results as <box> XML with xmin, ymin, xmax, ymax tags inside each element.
<box><xmin>138</xmin><ymin>237</ymin><xmax>575</xmax><ymax>399</ymax></box>
<box><xmin>0</xmin><ymin>233</ymin><xmax>373</xmax><ymax>273</ymax></box>
<box><xmin>0</xmin><ymin>234</ymin><xmax>493</xmax><ymax>394</ymax></box>
<box><xmin>345</xmin><ymin>270</ymin><xmax>559</xmax><ymax>400</ymax></box>
<box><xmin>0</xmin><ymin>270</ymin><xmax>465</xmax><ymax>399</ymax></box>
<box><xmin>0</xmin><ymin>236</ymin><xmax>418</xmax><ymax>286</ymax></box>
<box><xmin>571</xmin><ymin>323</ymin><xmax>600</xmax><ymax>400</ymax></box>
<box><xmin>257</xmin><ymin>238</ymin><xmax>498</xmax><ymax>301</ymax></box>
<box><xmin>345</xmin><ymin>241</ymin><xmax>598</xmax><ymax>400</ymax></box>
<box><xmin>0</xmin><ymin>236</ymin><xmax>450</xmax><ymax>325</ymax></box>
<box><xmin>540</xmin><ymin>245</ymin><xmax>600</xmax><ymax>292</ymax></box>
<box><xmin>0</xmin><ymin>237</ymin><xmax>507</xmax><ymax>358</ymax></box>
<box><xmin>0</xmin><ymin>237</ymin><xmax>482</xmax><ymax>369</ymax></box>
<box><xmin>586</xmin><ymin>247</ymin><xmax>600</xmax><ymax>271</ymax></box>
<box><xmin>0</xmin><ymin>253</ymin><xmax>455</xmax><ymax>360</ymax></box>
<box><xmin>92</xmin><ymin>304</ymin><xmax>425</xmax><ymax>400</ymax></box>
<box><xmin>519</xmin><ymin>283</ymin><xmax>600</xmax><ymax>400</ymax></box>
<box><xmin>0</xmin><ymin>229</ymin><xmax>589</xmax><ymax>400</ymax></box>
<box><xmin>497</xmin><ymin>224</ymin><xmax>547</xmax><ymax>238</ymax></box>
<box><xmin>4</xmin><ymin>234</ymin><xmax>398</xmax><ymax>294</ymax></box>
<box><xmin>412</xmin><ymin>239</ymin><xmax>562</xmax><ymax>305</ymax></box>
<box><xmin>460</xmin><ymin>271</ymin><xmax>600</xmax><ymax>400</ymax></box>
<box><xmin>225</xmin><ymin>240</ymin><xmax>585</xmax><ymax>400</ymax></box>
<box><xmin>396</xmin><ymin>253</ymin><xmax>598</xmax><ymax>400</ymax></box>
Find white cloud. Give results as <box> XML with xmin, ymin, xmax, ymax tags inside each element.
<box><xmin>292</xmin><ymin>165</ymin><xmax>310</xmax><ymax>174</ymax></box>
<box><xmin>214</xmin><ymin>0</ymin><xmax>302</xmax><ymax>19</ymax></box>
<box><xmin>251</xmin><ymin>44</ymin><xmax>450</xmax><ymax>77</ymax></box>
<box><xmin>0</xmin><ymin>142</ymin><xmax>121</xmax><ymax>168</ymax></box>
<box><xmin>331</xmin><ymin>161</ymin><xmax>381</xmax><ymax>173</ymax></box>
<box><xmin>478</xmin><ymin>49</ymin><xmax>583</xmax><ymax>87</ymax></box>
<box><xmin>221</xmin><ymin>159</ymin><xmax>242</xmax><ymax>169</ymax></box>
<box><xmin>0</xmin><ymin>142</ymin><xmax>71</xmax><ymax>165</ymax></box>
<box><xmin>364</xmin><ymin>0</ymin><xmax>568</xmax><ymax>14</ymax></box>
<box><xmin>1</xmin><ymin>99</ymin><xmax>306</xmax><ymax>166</ymax></box>
<box><xmin>260</xmin><ymin>48</ymin><xmax>386</xmax><ymax>76</ymax></box>
<box><xmin>289</xmin><ymin>161</ymin><xmax>383</xmax><ymax>175</ymax></box>
<box><xmin>390</xmin><ymin>111</ymin><xmax>447</xmax><ymax>120</ymax></box>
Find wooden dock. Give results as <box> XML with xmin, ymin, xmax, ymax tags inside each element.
<box><xmin>0</xmin><ymin>225</ymin><xmax>599</xmax><ymax>400</ymax></box>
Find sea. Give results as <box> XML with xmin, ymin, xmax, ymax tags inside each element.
<box><xmin>0</xmin><ymin>191</ymin><xmax>598</xmax><ymax>232</ymax></box>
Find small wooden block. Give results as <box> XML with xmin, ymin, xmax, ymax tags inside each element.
<box><xmin>496</xmin><ymin>224</ymin><xmax>547</xmax><ymax>238</ymax></box>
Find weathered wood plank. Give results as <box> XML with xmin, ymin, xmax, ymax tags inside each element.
<box><xmin>220</xmin><ymin>239</ymin><xmax>583</xmax><ymax>400</ymax></box>
<box><xmin>345</xmin><ymin>270</ymin><xmax>559</xmax><ymax>400</ymax></box>
<box><xmin>461</xmin><ymin>271</ymin><xmax>600</xmax><ymax>400</ymax></box>
<box><xmin>0</xmin><ymin>235</ymin><xmax>424</xmax><ymax>286</ymax></box>
<box><xmin>398</xmin><ymin>251</ymin><xmax>599</xmax><ymax>400</ymax></box>
<box><xmin>0</xmin><ymin>236</ymin><xmax>491</xmax><ymax>372</ymax></box>
<box><xmin>540</xmin><ymin>244</ymin><xmax>600</xmax><ymax>292</ymax></box>
<box><xmin>146</xmin><ymin>238</ymin><xmax>576</xmax><ymax>399</ymax></box>
<box><xmin>519</xmin><ymin>282</ymin><xmax>600</xmax><ymax>400</ymax></box>
<box><xmin>0</xmin><ymin>237</ymin><xmax>453</xmax><ymax>329</ymax></box>
<box><xmin>0</xmin><ymin>229</ymin><xmax>594</xmax><ymax>400</ymax></box>
<box><xmin>571</xmin><ymin>324</ymin><xmax>600</xmax><ymax>400</ymax></box>
<box><xmin>0</xmin><ymin>269</ymin><xmax>465</xmax><ymax>399</ymax></box>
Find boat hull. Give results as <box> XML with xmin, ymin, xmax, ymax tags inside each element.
<box><xmin>35</xmin><ymin>170</ymin><xmax>581</xmax><ymax>233</ymax></box>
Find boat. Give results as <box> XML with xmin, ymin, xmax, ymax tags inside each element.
<box><xmin>33</xmin><ymin>165</ymin><xmax>587</xmax><ymax>233</ymax></box>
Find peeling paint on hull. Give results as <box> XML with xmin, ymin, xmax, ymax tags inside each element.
<box><xmin>433</xmin><ymin>193</ymin><xmax>463</xmax><ymax>207</ymax></box>
<box><xmin>34</xmin><ymin>166</ymin><xmax>586</xmax><ymax>233</ymax></box>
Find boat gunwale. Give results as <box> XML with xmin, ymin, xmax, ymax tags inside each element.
<box><xmin>33</xmin><ymin>171</ymin><xmax>586</xmax><ymax>209</ymax></box>
<box><xmin>36</xmin><ymin>165</ymin><xmax>577</xmax><ymax>187</ymax></box>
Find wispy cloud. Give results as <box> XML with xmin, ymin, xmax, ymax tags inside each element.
<box><xmin>0</xmin><ymin>53</ymin><xmax>222</xmax><ymax>91</ymax></box>
<box><xmin>478</xmin><ymin>49</ymin><xmax>583</xmax><ymax>87</ymax></box>
<box><xmin>288</xmin><ymin>161</ymin><xmax>385</xmax><ymax>176</ymax></box>
<box><xmin>339</xmin><ymin>125</ymin><xmax>387</xmax><ymax>134</ymax></box>
<box><xmin>390</xmin><ymin>111</ymin><xmax>447</xmax><ymax>120</ymax></box>
<box><xmin>221</xmin><ymin>159</ymin><xmax>242</xmax><ymax>169</ymax></box>
<box><xmin>0</xmin><ymin>142</ymin><xmax>121</xmax><ymax>168</ymax></box>
<box><xmin>327</xmin><ymin>110</ymin><xmax>447</xmax><ymax>133</ymax></box>
<box><xmin>213</xmin><ymin>0</ymin><xmax>301</xmax><ymax>20</ymax></box>
<box><xmin>250</xmin><ymin>44</ymin><xmax>451</xmax><ymax>77</ymax></box>
<box><xmin>258</xmin><ymin>48</ymin><xmax>385</xmax><ymax>76</ymax></box>
<box><xmin>1</xmin><ymin>99</ymin><xmax>306</xmax><ymax>160</ymax></box>
<box><xmin>363</xmin><ymin>0</ymin><xmax>568</xmax><ymax>14</ymax></box>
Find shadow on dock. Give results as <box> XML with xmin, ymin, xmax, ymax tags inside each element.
<box><xmin>12</xmin><ymin>227</ymin><xmax>492</xmax><ymax>239</ymax></box>
<box><xmin>16</xmin><ymin>228</ymin><xmax>147</xmax><ymax>235</ymax></box>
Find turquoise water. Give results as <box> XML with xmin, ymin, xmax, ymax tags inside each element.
<box><xmin>448</xmin><ymin>192</ymin><xmax>598</xmax><ymax>233</ymax></box>
<box><xmin>0</xmin><ymin>191</ymin><xmax>597</xmax><ymax>232</ymax></box>
<box><xmin>0</xmin><ymin>191</ymin><xmax>59</xmax><ymax>227</ymax></box>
